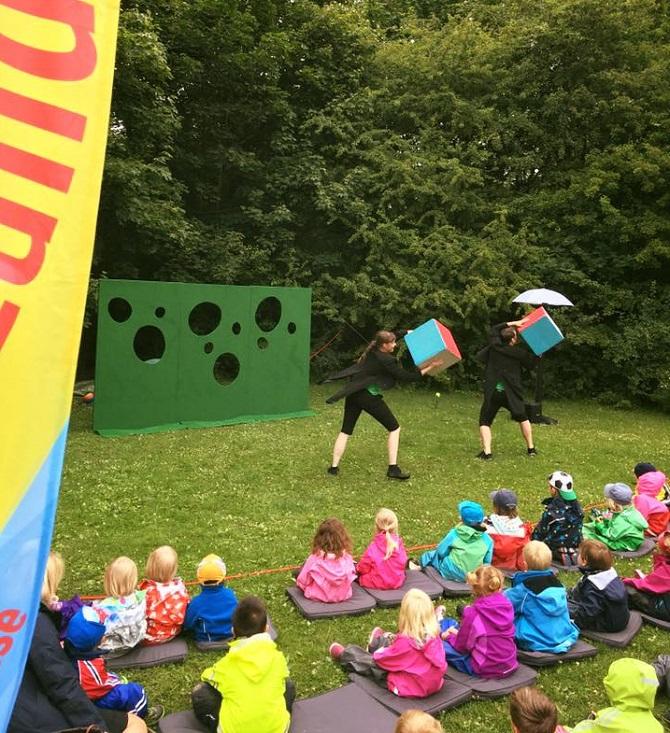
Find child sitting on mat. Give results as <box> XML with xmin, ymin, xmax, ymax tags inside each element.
<box><xmin>329</xmin><ymin>589</ymin><xmax>446</xmax><ymax>698</ymax></box>
<box><xmin>569</xmin><ymin>658</ymin><xmax>662</xmax><ymax>732</ymax></box>
<box><xmin>64</xmin><ymin>606</ymin><xmax>151</xmax><ymax>719</ymax></box>
<box><xmin>505</xmin><ymin>541</ymin><xmax>579</xmax><ymax>653</ymax></box>
<box><xmin>531</xmin><ymin>471</ymin><xmax>583</xmax><ymax>567</ymax></box>
<box><xmin>486</xmin><ymin>489</ymin><xmax>529</xmax><ymax>571</ymax></box>
<box><xmin>92</xmin><ymin>556</ymin><xmax>147</xmax><ymax>656</ymax></box>
<box><xmin>184</xmin><ymin>554</ymin><xmax>238</xmax><ymax>643</ymax></box>
<box><xmin>192</xmin><ymin>596</ymin><xmax>294</xmax><ymax>733</ymax></box>
<box><xmin>419</xmin><ymin>501</ymin><xmax>493</xmax><ymax>581</ymax></box>
<box><xmin>567</xmin><ymin>539</ymin><xmax>629</xmax><ymax>632</ymax></box>
<box><xmin>623</xmin><ymin>530</ymin><xmax>670</xmax><ymax>621</ymax></box>
<box><xmin>296</xmin><ymin>517</ymin><xmax>356</xmax><ymax>602</ymax></box>
<box><xmin>634</xmin><ymin>468</ymin><xmax>670</xmax><ymax>536</ymax></box>
<box><xmin>357</xmin><ymin>507</ymin><xmax>408</xmax><ymax>590</ymax></box>
<box><xmin>395</xmin><ymin>710</ymin><xmax>444</xmax><ymax>732</ymax></box>
<box><xmin>583</xmin><ymin>483</ymin><xmax>648</xmax><ymax>551</ymax></box>
<box><xmin>509</xmin><ymin>687</ymin><xmax>569</xmax><ymax>733</ymax></box>
<box><xmin>440</xmin><ymin>565</ymin><xmax>517</xmax><ymax>678</ymax></box>
<box><xmin>139</xmin><ymin>545</ymin><xmax>189</xmax><ymax>645</ymax></box>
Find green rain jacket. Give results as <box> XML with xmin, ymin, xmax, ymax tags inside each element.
<box><xmin>201</xmin><ymin>632</ymin><xmax>290</xmax><ymax>733</ymax></box>
<box><xmin>570</xmin><ymin>658</ymin><xmax>661</xmax><ymax>732</ymax></box>
<box><xmin>582</xmin><ymin>506</ymin><xmax>648</xmax><ymax>551</ymax></box>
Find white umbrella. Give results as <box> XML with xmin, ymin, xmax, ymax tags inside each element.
<box><xmin>513</xmin><ymin>288</ymin><xmax>574</xmax><ymax>307</ymax></box>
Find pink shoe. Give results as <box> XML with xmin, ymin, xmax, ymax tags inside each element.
<box><xmin>435</xmin><ymin>605</ymin><xmax>446</xmax><ymax>622</ymax></box>
<box><xmin>367</xmin><ymin>626</ymin><xmax>384</xmax><ymax>649</ymax></box>
<box><xmin>329</xmin><ymin>642</ymin><xmax>345</xmax><ymax>660</ymax></box>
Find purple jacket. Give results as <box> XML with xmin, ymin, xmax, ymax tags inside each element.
<box><xmin>448</xmin><ymin>592</ymin><xmax>518</xmax><ymax>678</ymax></box>
<box><xmin>357</xmin><ymin>532</ymin><xmax>408</xmax><ymax>590</ymax></box>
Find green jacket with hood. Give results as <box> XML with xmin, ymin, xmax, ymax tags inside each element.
<box><xmin>570</xmin><ymin>658</ymin><xmax>661</xmax><ymax>732</ymax></box>
<box><xmin>201</xmin><ymin>632</ymin><xmax>290</xmax><ymax>733</ymax></box>
<box><xmin>582</xmin><ymin>506</ymin><xmax>648</xmax><ymax>551</ymax></box>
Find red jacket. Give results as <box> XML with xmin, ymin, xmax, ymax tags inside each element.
<box><xmin>490</xmin><ymin>524</ymin><xmax>531</xmax><ymax>571</ymax></box>
<box><xmin>139</xmin><ymin>578</ymin><xmax>189</xmax><ymax>644</ymax></box>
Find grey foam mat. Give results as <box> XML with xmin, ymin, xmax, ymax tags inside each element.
<box><xmin>579</xmin><ymin>611</ymin><xmax>642</xmax><ymax>648</ymax></box>
<box><xmin>516</xmin><ymin>639</ymin><xmax>597</xmax><ymax>667</ymax></box>
<box><xmin>640</xmin><ymin>612</ymin><xmax>670</xmax><ymax>630</ymax></box>
<box><xmin>612</xmin><ymin>537</ymin><xmax>655</xmax><ymax>559</ymax></box>
<box><xmin>107</xmin><ymin>637</ymin><xmax>188</xmax><ymax>670</ymax></box>
<box><xmin>445</xmin><ymin>663</ymin><xmax>538</xmax><ymax>699</ymax></box>
<box><xmin>194</xmin><ymin>616</ymin><xmax>278</xmax><ymax>651</ymax></box>
<box><xmin>361</xmin><ymin>570</ymin><xmax>444</xmax><ymax>607</ymax></box>
<box><xmin>348</xmin><ymin>673</ymin><xmax>472</xmax><ymax>715</ymax></box>
<box><xmin>287</xmin><ymin>584</ymin><xmax>376</xmax><ymax>619</ymax></box>
<box><xmin>422</xmin><ymin>567</ymin><xmax>472</xmax><ymax>597</ymax></box>
<box><xmin>289</xmin><ymin>683</ymin><xmax>399</xmax><ymax>733</ymax></box>
<box><xmin>159</xmin><ymin>711</ymin><xmax>208</xmax><ymax>733</ymax></box>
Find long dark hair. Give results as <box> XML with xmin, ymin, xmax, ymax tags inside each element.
<box><xmin>357</xmin><ymin>330</ymin><xmax>396</xmax><ymax>363</ymax></box>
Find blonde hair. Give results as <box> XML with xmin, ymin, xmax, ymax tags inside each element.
<box><xmin>145</xmin><ymin>545</ymin><xmax>178</xmax><ymax>583</ymax></box>
<box><xmin>509</xmin><ymin>687</ymin><xmax>558</xmax><ymax>733</ymax></box>
<box><xmin>375</xmin><ymin>507</ymin><xmax>399</xmax><ymax>560</ymax></box>
<box><xmin>397</xmin><ymin>589</ymin><xmax>439</xmax><ymax>645</ymax></box>
<box><xmin>523</xmin><ymin>541</ymin><xmax>552</xmax><ymax>570</ymax></box>
<box><xmin>104</xmin><ymin>556</ymin><xmax>138</xmax><ymax>597</ymax></box>
<box><xmin>466</xmin><ymin>565</ymin><xmax>504</xmax><ymax>597</ymax></box>
<box><xmin>41</xmin><ymin>551</ymin><xmax>64</xmax><ymax>604</ymax></box>
<box><xmin>394</xmin><ymin>709</ymin><xmax>444</xmax><ymax>733</ymax></box>
<box><xmin>606</xmin><ymin>498</ymin><xmax>624</xmax><ymax>513</ymax></box>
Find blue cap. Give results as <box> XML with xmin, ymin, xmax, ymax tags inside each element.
<box><xmin>66</xmin><ymin>606</ymin><xmax>105</xmax><ymax>651</ymax></box>
<box><xmin>459</xmin><ymin>500</ymin><xmax>485</xmax><ymax>526</ymax></box>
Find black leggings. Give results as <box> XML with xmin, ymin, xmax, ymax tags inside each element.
<box><xmin>341</xmin><ymin>391</ymin><xmax>399</xmax><ymax>435</ymax></box>
<box><xmin>479</xmin><ymin>390</ymin><xmax>527</xmax><ymax>426</ymax></box>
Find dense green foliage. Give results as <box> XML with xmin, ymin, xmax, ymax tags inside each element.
<box><xmin>93</xmin><ymin>0</ymin><xmax>670</xmax><ymax>407</ymax></box>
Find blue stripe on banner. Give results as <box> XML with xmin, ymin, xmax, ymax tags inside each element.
<box><xmin>0</xmin><ymin>423</ymin><xmax>68</xmax><ymax>733</ymax></box>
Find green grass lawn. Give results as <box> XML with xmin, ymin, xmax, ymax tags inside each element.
<box><xmin>55</xmin><ymin>386</ymin><xmax>670</xmax><ymax>730</ymax></box>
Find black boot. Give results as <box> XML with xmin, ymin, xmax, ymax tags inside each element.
<box><xmin>327</xmin><ymin>466</ymin><xmax>339</xmax><ymax>476</ymax></box>
<box><xmin>387</xmin><ymin>464</ymin><xmax>410</xmax><ymax>480</ymax></box>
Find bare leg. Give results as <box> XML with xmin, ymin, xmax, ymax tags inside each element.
<box><xmin>331</xmin><ymin>432</ymin><xmax>349</xmax><ymax>467</ymax></box>
<box><xmin>124</xmin><ymin>713</ymin><xmax>148</xmax><ymax>733</ymax></box>
<box><xmin>388</xmin><ymin>427</ymin><xmax>400</xmax><ymax>465</ymax></box>
<box><xmin>479</xmin><ymin>425</ymin><xmax>492</xmax><ymax>454</ymax></box>
<box><xmin>519</xmin><ymin>420</ymin><xmax>534</xmax><ymax>449</ymax></box>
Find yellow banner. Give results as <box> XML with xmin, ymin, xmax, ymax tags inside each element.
<box><xmin>0</xmin><ymin>0</ymin><xmax>120</xmax><ymax>526</ymax></box>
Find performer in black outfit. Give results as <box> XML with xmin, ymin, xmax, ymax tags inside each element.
<box><xmin>476</xmin><ymin>319</ymin><xmax>538</xmax><ymax>459</ymax></box>
<box><xmin>324</xmin><ymin>330</ymin><xmax>432</xmax><ymax>480</ymax></box>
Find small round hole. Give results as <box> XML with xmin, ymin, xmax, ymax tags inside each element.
<box><xmin>213</xmin><ymin>353</ymin><xmax>240</xmax><ymax>386</ymax></box>
<box><xmin>204</xmin><ymin>342</ymin><xmax>213</xmax><ymax>354</ymax></box>
<box><xmin>232</xmin><ymin>322</ymin><xmax>241</xmax><ymax>335</ymax></box>
<box><xmin>257</xmin><ymin>337</ymin><xmax>269</xmax><ymax>350</ymax></box>
<box><xmin>287</xmin><ymin>322</ymin><xmax>296</xmax><ymax>334</ymax></box>
<box><xmin>133</xmin><ymin>325</ymin><xmax>165</xmax><ymax>364</ymax></box>
<box><xmin>108</xmin><ymin>297</ymin><xmax>132</xmax><ymax>323</ymax></box>
<box><xmin>155</xmin><ymin>307</ymin><xmax>166</xmax><ymax>318</ymax></box>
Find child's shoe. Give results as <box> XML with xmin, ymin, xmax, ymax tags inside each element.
<box><xmin>367</xmin><ymin>627</ymin><xmax>384</xmax><ymax>649</ymax></box>
<box><xmin>145</xmin><ymin>705</ymin><xmax>165</xmax><ymax>728</ymax></box>
<box><xmin>408</xmin><ymin>559</ymin><xmax>421</xmax><ymax>570</ymax></box>
<box><xmin>329</xmin><ymin>642</ymin><xmax>345</xmax><ymax>660</ymax></box>
<box><xmin>387</xmin><ymin>464</ymin><xmax>410</xmax><ymax>480</ymax></box>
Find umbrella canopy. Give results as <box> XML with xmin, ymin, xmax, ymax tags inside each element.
<box><xmin>513</xmin><ymin>288</ymin><xmax>574</xmax><ymax>307</ymax></box>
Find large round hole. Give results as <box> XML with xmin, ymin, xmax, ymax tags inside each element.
<box><xmin>257</xmin><ymin>337</ymin><xmax>269</xmax><ymax>350</ymax></box>
<box><xmin>232</xmin><ymin>322</ymin><xmax>241</xmax><ymax>335</ymax></box>
<box><xmin>213</xmin><ymin>353</ymin><xmax>240</xmax><ymax>386</ymax></box>
<box><xmin>108</xmin><ymin>297</ymin><xmax>132</xmax><ymax>323</ymax></box>
<box><xmin>133</xmin><ymin>326</ymin><xmax>165</xmax><ymax>364</ymax></box>
<box><xmin>189</xmin><ymin>302</ymin><xmax>221</xmax><ymax>336</ymax></box>
<box><xmin>255</xmin><ymin>296</ymin><xmax>281</xmax><ymax>332</ymax></box>
<box><xmin>287</xmin><ymin>322</ymin><xmax>296</xmax><ymax>334</ymax></box>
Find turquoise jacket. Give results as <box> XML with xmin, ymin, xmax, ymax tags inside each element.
<box><xmin>570</xmin><ymin>658</ymin><xmax>661</xmax><ymax>732</ymax></box>
<box><xmin>421</xmin><ymin>525</ymin><xmax>493</xmax><ymax>581</ymax></box>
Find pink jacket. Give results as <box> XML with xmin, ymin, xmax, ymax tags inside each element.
<box><xmin>634</xmin><ymin>472</ymin><xmax>669</xmax><ymax>534</ymax></box>
<box><xmin>357</xmin><ymin>532</ymin><xmax>408</xmax><ymax>590</ymax></box>
<box><xmin>623</xmin><ymin>552</ymin><xmax>670</xmax><ymax>594</ymax></box>
<box><xmin>296</xmin><ymin>551</ymin><xmax>356</xmax><ymax>602</ymax></box>
<box><xmin>373</xmin><ymin>633</ymin><xmax>446</xmax><ymax>698</ymax></box>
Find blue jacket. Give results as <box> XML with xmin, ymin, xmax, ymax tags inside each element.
<box><xmin>505</xmin><ymin>569</ymin><xmax>579</xmax><ymax>653</ymax></box>
<box><xmin>184</xmin><ymin>584</ymin><xmax>238</xmax><ymax>642</ymax></box>
<box><xmin>421</xmin><ymin>525</ymin><xmax>493</xmax><ymax>582</ymax></box>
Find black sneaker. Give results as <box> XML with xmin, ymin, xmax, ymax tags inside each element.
<box><xmin>476</xmin><ymin>451</ymin><xmax>493</xmax><ymax>460</ymax></box>
<box><xmin>387</xmin><ymin>465</ymin><xmax>410</xmax><ymax>480</ymax></box>
<box><xmin>145</xmin><ymin>705</ymin><xmax>165</xmax><ymax>728</ymax></box>
<box><xmin>327</xmin><ymin>466</ymin><xmax>339</xmax><ymax>476</ymax></box>
<box><xmin>527</xmin><ymin>447</ymin><xmax>538</xmax><ymax>457</ymax></box>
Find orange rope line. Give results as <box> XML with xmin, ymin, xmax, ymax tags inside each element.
<box><xmin>80</xmin><ymin>543</ymin><xmax>438</xmax><ymax>600</ymax></box>
<box><xmin>309</xmin><ymin>330</ymin><xmax>342</xmax><ymax>360</ymax></box>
